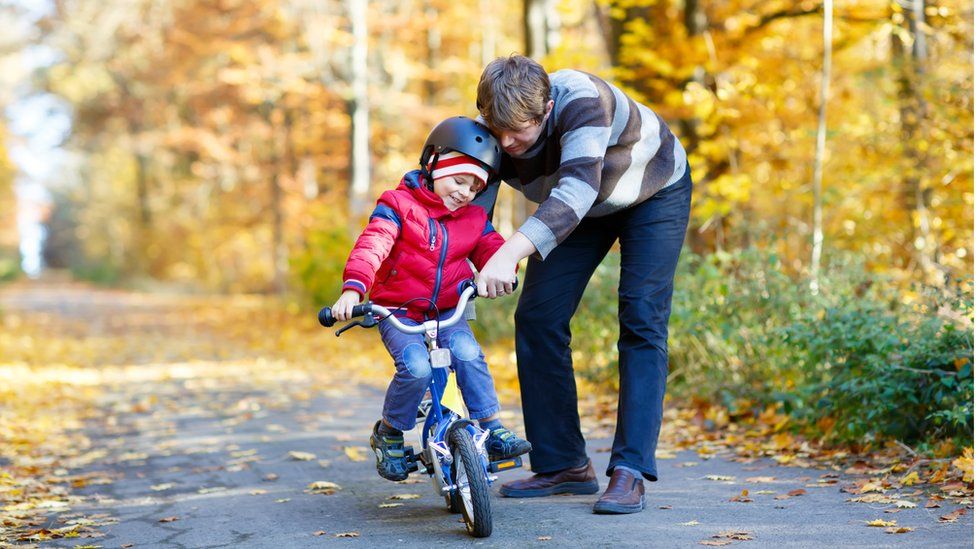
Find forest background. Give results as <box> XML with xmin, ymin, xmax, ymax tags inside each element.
<box><xmin>0</xmin><ymin>0</ymin><xmax>972</xmax><ymax>460</ymax></box>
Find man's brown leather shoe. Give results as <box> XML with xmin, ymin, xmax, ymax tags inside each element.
<box><xmin>499</xmin><ymin>460</ymin><xmax>599</xmax><ymax>497</ymax></box>
<box><xmin>592</xmin><ymin>467</ymin><xmax>645</xmax><ymax>514</ymax></box>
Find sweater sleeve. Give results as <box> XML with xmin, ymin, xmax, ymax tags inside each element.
<box><xmin>341</xmin><ymin>193</ymin><xmax>402</xmax><ymax>298</ymax></box>
<box><xmin>519</xmin><ymin>78</ymin><xmax>613</xmax><ymax>259</ymax></box>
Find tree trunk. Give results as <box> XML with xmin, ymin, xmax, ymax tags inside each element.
<box><xmin>269</xmin><ymin>106</ymin><xmax>288</xmax><ymax>295</ymax></box>
<box><xmin>810</xmin><ymin>0</ymin><xmax>832</xmax><ymax>294</ymax></box>
<box><xmin>511</xmin><ymin>0</ymin><xmax>561</xmax><ymax>229</ymax></box>
<box><xmin>425</xmin><ymin>0</ymin><xmax>440</xmax><ymax>104</ymax></box>
<box><xmin>681</xmin><ymin>0</ymin><xmax>707</xmax><ymax>255</ymax></box>
<box><xmin>892</xmin><ymin>0</ymin><xmax>939</xmax><ymax>282</ymax></box>
<box><xmin>347</xmin><ymin>0</ymin><xmax>371</xmax><ymax>233</ymax></box>
<box><xmin>523</xmin><ymin>0</ymin><xmax>560</xmax><ymax>60</ymax></box>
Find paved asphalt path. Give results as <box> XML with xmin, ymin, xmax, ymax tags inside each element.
<box><xmin>3</xmin><ymin>284</ymin><xmax>972</xmax><ymax>548</ymax></box>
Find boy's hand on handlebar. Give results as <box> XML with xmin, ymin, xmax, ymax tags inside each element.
<box><xmin>332</xmin><ymin>290</ymin><xmax>362</xmax><ymax>321</ymax></box>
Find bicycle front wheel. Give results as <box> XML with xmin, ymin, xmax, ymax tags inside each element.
<box><xmin>449</xmin><ymin>428</ymin><xmax>492</xmax><ymax>537</ymax></box>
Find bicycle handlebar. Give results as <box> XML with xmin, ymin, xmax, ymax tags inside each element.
<box><xmin>317</xmin><ymin>278</ymin><xmax>517</xmax><ymax>335</ymax></box>
<box><xmin>318</xmin><ymin>303</ymin><xmax>372</xmax><ymax>328</ymax></box>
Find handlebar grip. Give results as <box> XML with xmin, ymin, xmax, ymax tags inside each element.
<box><xmin>318</xmin><ymin>303</ymin><xmax>372</xmax><ymax>328</ymax></box>
<box><xmin>318</xmin><ymin>307</ymin><xmax>337</xmax><ymax>327</ymax></box>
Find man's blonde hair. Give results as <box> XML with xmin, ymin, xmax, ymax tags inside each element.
<box><xmin>477</xmin><ymin>54</ymin><xmax>551</xmax><ymax>131</ymax></box>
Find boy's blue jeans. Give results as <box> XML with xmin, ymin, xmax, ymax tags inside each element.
<box><xmin>378</xmin><ymin>312</ymin><xmax>500</xmax><ymax>431</ymax></box>
<box><xmin>514</xmin><ymin>166</ymin><xmax>692</xmax><ymax>481</ymax></box>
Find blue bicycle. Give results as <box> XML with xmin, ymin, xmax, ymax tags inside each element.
<box><xmin>318</xmin><ymin>280</ymin><xmax>521</xmax><ymax>538</ymax></box>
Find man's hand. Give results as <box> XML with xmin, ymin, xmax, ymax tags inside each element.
<box><xmin>476</xmin><ymin>232</ymin><xmax>536</xmax><ymax>298</ymax></box>
<box><xmin>477</xmin><ymin>253</ymin><xmax>518</xmax><ymax>298</ymax></box>
<box><xmin>332</xmin><ymin>290</ymin><xmax>362</xmax><ymax>321</ymax></box>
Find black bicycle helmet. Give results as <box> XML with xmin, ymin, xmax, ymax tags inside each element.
<box><xmin>419</xmin><ymin>116</ymin><xmax>501</xmax><ymax>183</ymax></box>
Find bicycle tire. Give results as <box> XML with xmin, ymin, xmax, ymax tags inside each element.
<box><xmin>449</xmin><ymin>428</ymin><xmax>492</xmax><ymax>537</ymax></box>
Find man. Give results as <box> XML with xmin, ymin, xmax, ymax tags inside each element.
<box><xmin>473</xmin><ymin>54</ymin><xmax>692</xmax><ymax>514</ymax></box>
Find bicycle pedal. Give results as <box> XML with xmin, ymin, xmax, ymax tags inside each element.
<box><xmin>488</xmin><ymin>456</ymin><xmax>522</xmax><ymax>473</ymax></box>
<box><xmin>403</xmin><ymin>446</ymin><xmax>420</xmax><ymax>473</ymax></box>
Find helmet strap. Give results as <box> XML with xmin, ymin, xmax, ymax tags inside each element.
<box><xmin>420</xmin><ymin>151</ymin><xmax>439</xmax><ymax>191</ymax></box>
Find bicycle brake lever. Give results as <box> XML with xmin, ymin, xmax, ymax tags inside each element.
<box><xmin>334</xmin><ymin>312</ymin><xmax>379</xmax><ymax>337</ymax></box>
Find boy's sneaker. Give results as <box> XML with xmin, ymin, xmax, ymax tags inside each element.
<box><xmin>369</xmin><ymin>421</ymin><xmax>410</xmax><ymax>481</ymax></box>
<box><xmin>485</xmin><ymin>427</ymin><xmax>532</xmax><ymax>460</ymax></box>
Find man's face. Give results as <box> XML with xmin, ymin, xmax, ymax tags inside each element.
<box><xmin>492</xmin><ymin>100</ymin><xmax>554</xmax><ymax>157</ymax></box>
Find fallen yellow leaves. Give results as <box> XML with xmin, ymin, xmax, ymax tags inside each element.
<box><xmin>335</xmin><ymin>532</ymin><xmax>360</xmax><ymax>537</ymax></box>
<box><xmin>729</xmin><ymin>489</ymin><xmax>752</xmax><ymax>503</ymax></box>
<box><xmin>343</xmin><ymin>446</ymin><xmax>369</xmax><ymax>462</ymax></box>
<box><xmin>388</xmin><ymin>493</ymin><xmax>421</xmax><ymax>500</ymax></box>
<box><xmin>865</xmin><ymin>519</ymin><xmax>897</xmax><ymax>527</ymax></box>
<box><xmin>306</xmin><ymin>481</ymin><xmax>342</xmax><ymax>495</ymax></box>
<box><xmin>885</xmin><ymin>526</ymin><xmax>914</xmax><ymax>534</ymax></box>
<box><xmin>899</xmin><ymin>471</ymin><xmax>920</xmax><ymax>486</ymax></box>
<box><xmin>847</xmin><ymin>494</ymin><xmax>894</xmax><ymax>504</ymax></box>
<box><xmin>858</xmin><ymin>481</ymin><xmax>886</xmax><ymax>494</ymax></box>
<box><xmin>288</xmin><ymin>451</ymin><xmax>316</xmax><ymax>461</ymax></box>
<box><xmin>952</xmin><ymin>448</ymin><xmax>973</xmax><ymax>483</ymax></box>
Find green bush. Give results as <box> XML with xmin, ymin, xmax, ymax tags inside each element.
<box><xmin>787</xmin><ymin>279</ymin><xmax>973</xmax><ymax>448</ymax></box>
<box><xmin>0</xmin><ymin>250</ymin><xmax>20</xmax><ymax>282</ymax></box>
<box><xmin>473</xmin><ymin>246</ymin><xmax>974</xmax><ymax>451</ymax></box>
<box><xmin>291</xmin><ymin>224</ymin><xmax>352</xmax><ymax>306</ymax></box>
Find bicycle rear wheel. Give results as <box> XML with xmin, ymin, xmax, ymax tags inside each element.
<box><xmin>448</xmin><ymin>428</ymin><xmax>492</xmax><ymax>537</ymax></box>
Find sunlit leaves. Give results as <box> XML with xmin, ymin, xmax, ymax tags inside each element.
<box><xmin>952</xmin><ymin>448</ymin><xmax>973</xmax><ymax>483</ymax></box>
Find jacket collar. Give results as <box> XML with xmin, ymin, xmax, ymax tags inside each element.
<box><xmin>399</xmin><ymin>170</ymin><xmax>462</xmax><ymax>219</ymax></box>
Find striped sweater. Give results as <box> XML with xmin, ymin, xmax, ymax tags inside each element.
<box><xmin>485</xmin><ymin>69</ymin><xmax>688</xmax><ymax>259</ymax></box>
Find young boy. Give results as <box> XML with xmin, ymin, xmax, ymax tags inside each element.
<box><xmin>332</xmin><ymin>116</ymin><xmax>531</xmax><ymax>481</ymax></box>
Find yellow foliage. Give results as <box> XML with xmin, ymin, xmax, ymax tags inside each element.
<box><xmin>952</xmin><ymin>448</ymin><xmax>973</xmax><ymax>484</ymax></box>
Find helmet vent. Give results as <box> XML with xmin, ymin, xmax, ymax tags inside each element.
<box><xmin>475</xmin><ymin>136</ymin><xmax>483</xmax><ymax>143</ymax></box>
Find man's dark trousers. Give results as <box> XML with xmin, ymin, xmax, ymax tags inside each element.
<box><xmin>514</xmin><ymin>167</ymin><xmax>692</xmax><ymax>481</ymax></box>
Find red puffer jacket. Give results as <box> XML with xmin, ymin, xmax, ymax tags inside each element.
<box><xmin>341</xmin><ymin>170</ymin><xmax>505</xmax><ymax>321</ymax></box>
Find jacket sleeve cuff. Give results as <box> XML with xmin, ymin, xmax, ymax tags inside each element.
<box><xmin>342</xmin><ymin>279</ymin><xmax>368</xmax><ymax>298</ymax></box>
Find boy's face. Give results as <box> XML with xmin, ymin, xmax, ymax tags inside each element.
<box><xmin>433</xmin><ymin>173</ymin><xmax>485</xmax><ymax>211</ymax></box>
<box><xmin>492</xmin><ymin>99</ymin><xmax>554</xmax><ymax>157</ymax></box>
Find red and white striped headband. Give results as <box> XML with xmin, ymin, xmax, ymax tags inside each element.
<box><xmin>428</xmin><ymin>151</ymin><xmax>489</xmax><ymax>185</ymax></box>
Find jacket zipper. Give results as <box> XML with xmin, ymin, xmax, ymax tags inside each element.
<box><xmin>429</xmin><ymin>220</ymin><xmax>448</xmax><ymax>313</ymax></box>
